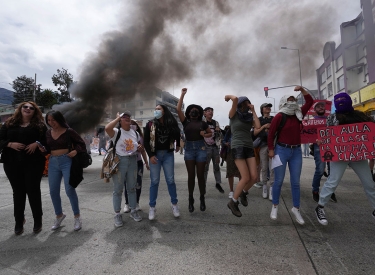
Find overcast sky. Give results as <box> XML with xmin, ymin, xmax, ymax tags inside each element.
<box><xmin>0</xmin><ymin>0</ymin><xmax>361</xmax><ymax>127</ymax></box>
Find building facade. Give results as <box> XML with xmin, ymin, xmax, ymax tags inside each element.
<box><xmin>316</xmin><ymin>0</ymin><xmax>375</xmax><ymax>119</ymax></box>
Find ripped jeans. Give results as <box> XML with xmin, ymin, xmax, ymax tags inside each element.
<box><xmin>112</xmin><ymin>155</ymin><xmax>137</xmax><ymax>212</ymax></box>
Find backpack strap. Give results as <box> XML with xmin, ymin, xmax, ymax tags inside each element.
<box><xmin>274</xmin><ymin>113</ymin><xmax>287</xmax><ymax>143</ymax></box>
<box><xmin>112</xmin><ymin>129</ymin><xmax>121</xmax><ymax>155</ymax></box>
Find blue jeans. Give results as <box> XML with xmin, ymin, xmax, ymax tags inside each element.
<box><xmin>112</xmin><ymin>155</ymin><xmax>137</xmax><ymax>212</ymax></box>
<box><xmin>48</xmin><ymin>154</ymin><xmax>80</xmax><ymax>216</ymax></box>
<box><xmin>312</xmin><ymin>144</ymin><xmax>325</xmax><ymax>193</ymax></box>
<box><xmin>272</xmin><ymin>145</ymin><xmax>302</xmax><ymax>207</ymax></box>
<box><xmin>303</xmin><ymin>143</ymin><xmax>309</xmax><ymax>157</ymax></box>
<box><xmin>149</xmin><ymin>150</ymin><xmax>178</xmax><ymax>207</ymax></box>
<box><xmin>319</xmin><ymin>160</ymin><xmax>375</xmax><ymax>208</ymax></box>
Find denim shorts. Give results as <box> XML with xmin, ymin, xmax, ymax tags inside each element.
<box><xmin>184</xmin><ymin>140</ymin><xmax>207</xmax><ymax>162</ymax></box>
<box><xmin>231</xmin><ymin>146</ymin><xmax>255</xmax><ymax>159</ymax></box>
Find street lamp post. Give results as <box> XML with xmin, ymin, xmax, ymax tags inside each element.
<box><xmin>266</xmin><ymin>96</ymin><xmax>276</xmax><ymax>114</ymax></box>
<box><xmin>281</xmin><ymin>47</ymin><xmax>302</xmax><ymax>87</ymax></box>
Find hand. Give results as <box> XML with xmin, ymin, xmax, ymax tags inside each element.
<box><xmin>175</xmin><ymin>146</ymin><xmax>180</xmax><ymax>153</ymax></box>
<box><xmin>116</xmin><ymin>112</ymin><xmax>122</xmax><ymax>119</ymax></box>
<box><xmin>9</xmin><ymin>142</ymin><xmax>25</xmax><ymax>151</ymax></box>
<box><xmin>294</xmin><ymin>86</ymin><xmax>303</xmax><ymax>92</ymax></box>
<box><xmin>25</xmin><ymin>142</ymin><xmax>39</xmax><ymax>154</ymax></box>
<box><xmin>200</xmin><ymin>130</ymin><xmax>205</xmax><ymax>137</ymax></box>
<box><xmin>181</xmin><ymin>88</ymin><xmax>187</xmax><ymax>95</ymax></box>
<box><xmin>137</xmin><ymin>144</ymin><xmax>144</xmax><ymax>152</ymax></box>
<box><xmin>316</xmin><ymin>139</ymin><xmax>322</xmax><ymax>145</ymax></box>
<box><xmin>249</xmin><ymin>104</ymin><xmax>255</xmax><ymax>112</ymax></box>
<box><xmin>36</xmin><ymin>142</ymin><xmax>47</xmax><ymax>153</ymax></box>
<box><xmin>264</xmin><ymin>123</ymin><xmax>271</xmax><ymax>129</ymax></box>
<box><xmin>67</xmin><ymin>150</ymin><xmax>77</xmax><ymax>158</ymax></box>
<box><xmin>145</xmin><ymin>163</ymin><xmax>150</xmax><ymax>170</ymax></box>
<box><xmin>268</xmin><ymin>149</ymin><xmax>275</xmax><ymax>158</ymax></box>
<box><xmin>224</xmin><ymin>95</ymin><xmax>231</xmax><ymax>102</ymax></box>
<box><xmin>150</xmin><ymin>156</ymin><xmax>158</xmax><ymax>165</ymax></box>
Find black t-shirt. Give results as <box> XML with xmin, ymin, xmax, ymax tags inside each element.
<box><xmin>183</xmin><ymin>119</ymin><xmax>209</xmax><ymax>141</ymax></box>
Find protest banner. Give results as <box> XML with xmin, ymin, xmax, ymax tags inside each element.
<box><xmin>301</xmin><ymin>119</ymin><xmax>327</xmax><ymax>143</ymax></box>
<box><xmin>318</xmin><ymin>122</ymin><xmax>375</xmax><ymax>162</ymax></box>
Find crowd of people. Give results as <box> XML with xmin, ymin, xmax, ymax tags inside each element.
<box><xmin>1</xmin><ymin>86</ymin><xmax>375</xmax><ymax>235</ymax></box>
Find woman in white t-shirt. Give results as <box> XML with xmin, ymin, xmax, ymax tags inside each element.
<box><xmin>105</xmin><ymin>111</ymin><xmax>144</xmax><ymax>227</ymax></box>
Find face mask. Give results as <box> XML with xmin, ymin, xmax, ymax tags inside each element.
<box><xmin>130</xmin><ymin>125</ymin><xmax>137</xmax><ymax>131</ymax></box>
<box><xmin>190</xmin><ymin>110</ymin><xmax>199</xmax><ymax>118</ymax></box>
<box><xmin>154</xmin><ymin>110</ymin><xmax>163</xmax><ymax>119</ymax></box>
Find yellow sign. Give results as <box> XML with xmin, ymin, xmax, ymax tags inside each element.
<box><xmin>350</xmin><ymin>91</ymin><xmax>360</xmax><ymax>105</ymax></box>
<box><xmin>360</xmin><ymin>84</ymin><xmax>375</xmax><ymax>102</ymax></box>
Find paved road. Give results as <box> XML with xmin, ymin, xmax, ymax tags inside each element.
<box><xmin>0</xmin><ymin>153</ymin><xmax>374</xmax><ymax>275</ymax></box>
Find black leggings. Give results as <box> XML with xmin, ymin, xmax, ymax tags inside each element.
<box><xmin>4</xmin><ymin>160</ymin><xmax>45</xmax><ymax>223</ymax></box>
<box><xmin>185</xmin><ymin>160</ymin><xmax>206</xmax><ymax>197</ymax></box>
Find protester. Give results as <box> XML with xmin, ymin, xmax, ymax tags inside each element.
<box><xmin>98</xmin><ymin>129</ymin><xmax>107</xmax><ymax>155</ymax></box>
<box><xmin>220</xmin><ymin>125</ymin><xmax>230</xmax><ymax>166</ymax></box>
<box><xmin>268</xmin><ymin>86</ymin><xmax>313</xmax><ymax>225</ymax></box>
<box><xmin>144</xmin><ymin>104</ymin><xmax>181</xmax><ymax>220</ymax></box>
<box><xmin>222</xmin><ymin>127</ymin><xmax>241</xmax><ymax>199</ymax></box>
<box><xmin>311</xmin><ymin>101</ymin><xmax>337</xmax><ymax>203</ymax></box>
<box><xmin>203</xmin><ymin>107</ymin><xmax>223</xmax><ymax>193</ymax></box>
<box><xmin>302</xmin><ymin>143</ymin><xmax>310</xmax><ymax>158</ymax></box>
<box><xmin>0</xmin><ymin>102</ymin><xmax>47</xmax><ymax>235</ymax></box>
<box><xmin>123</xmin><ymin>120</ymin><xmax>149</xmax><ymax>213</ymax></box>
<box><xmin>180</xmin><ymin>132</ymin><xmax>185</xmax><ymax>155</ymax></box>
<box><xmin>253</xmin><ymin>103</ymin><xmax>274</xmax><ymax>199</ymax></box>
<box><xmin>225</xmin><ymin>95</ymin><xmax>261</xmax><ymax>217</ymax></box>
<box><xmin>177</xmin><ymin>88</ymin><xmax>211</xmax><ymax>213</ymax></box>
<box><xmin>369</xmin><ymin>159</ymin><xmax>375</xmax><ymax>181</ymax></box>
<box><xmin>44</xmin><ymin>110</ymin><xmax>86</xmax><ymax>231</ymax></box>
<box><xmin>105</xmin><ymin>111</ymin><xmax>143</xmax><ymax>227</ymax></box>
<box><xmin>315</xmin><ymin>92</ymin><xmax>375</xmax><ymax>225</ymax></box>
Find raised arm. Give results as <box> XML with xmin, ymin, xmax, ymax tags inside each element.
<box><xmin>177</xmin><ymin>88</ymin><xmax>187</xmax><ymax>123</ymax></box>
<box><xmin>105</xmin><ymin>112</ymin><xmax>121</xmax><ymax>138</ymax></box>
<box><xmin>224</xmin><ymin>95</ymin><xmax>238</xmax><ymax>119</ymax></box>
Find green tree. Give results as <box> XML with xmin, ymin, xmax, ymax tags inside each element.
<box><xmin>11</xmin><ymin>75</ymin><xmax>35</xmax><ymax>105</ymax></box>
<box><xmin>36</xmin><ymin>88</ymin><xmax>59</xmax><ymax>109</ymax></box>
<box><xmin>52</xmin><ymin>68</ymin><xmax>73</xmax><ymax>103</ymax></box>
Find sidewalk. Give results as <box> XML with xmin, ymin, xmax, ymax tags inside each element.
<box><xmin>0</xmin><ymin>153</ymin><xmax>374</xmax><ymax>274</ymax></box>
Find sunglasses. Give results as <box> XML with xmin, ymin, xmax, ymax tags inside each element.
<box><xmin>22</xmin><ymin>105</ymin><xmax>35</xmax><ymax>110</ymax></box>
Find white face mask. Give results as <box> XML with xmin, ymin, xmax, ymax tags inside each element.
<box><xmin>154</xmin><ymin>110</ymin><xmax>163</xmax><ymax>119</ymax></box>
<box><xmin>130</xmin><ymin>125</ymin><xmax>137</xmax><ymax>131</ymax></box>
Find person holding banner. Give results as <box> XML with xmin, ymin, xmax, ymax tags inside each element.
<box><xmin>311</xmin><ymin>101</ymin><xmax>337</xmax><ymax>203</ymax></box>
<box><xmin>315</xmin><ymin>92</ymin><xmax>375</xmax><ymax>226</ymax></box>
<box><xmin>268</xmin><ymin>86</ymin><xmax>313</xmax><ymax>225</ymax></box>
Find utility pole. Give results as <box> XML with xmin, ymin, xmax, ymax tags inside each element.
<box><xmin>33</xmin><ymin>73</ymin><xmax>36</xmax><ymax>102</ymax></box>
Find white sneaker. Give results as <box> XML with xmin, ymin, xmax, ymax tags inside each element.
<box><xmin>149</xmin><ymin>207</ymin><xmax>156</xmax><ymax>220</ymax></box>
<box><xmin>51</xmin><ymin>214</ymin><xmax>66</xmax><ymax>230</ymax></box>
<box><xmin>171</xmin><ymin>204</ymin><xmax>180</xmax><ymax>218</ymax></box>
<box><xmin>253</xmin><ymin>182</ymin><xmax>262</xmax><ymax>188</ymax></box>
<box><xmin>269</xmin><ymin>186</ymin><xmax>273</xmax><ymax>201</ymax></box>
<box><xmin>124</xmin><ymin>204</ymin><xmax>130</xmax><ymax>213</ymax></box>
<box><xmin>74</xmin><ymin>217</ymin><xmax>82</xmax><ymax>231</ymax></box>
<box><xmin>114</xmin><ymin>213</ymin><xmax>123</xmax><ymax>227</ymax></box>
<box><xmin>262</xmin><ymin>185</ymin><xmax>268</xmax><ymax>199</ymax></box>
<box><xmin>270</xmin><ymin>205</ymin><xmax>278</xmax><ymax>220</ymax></box>
<box><xmin>291</xmin><ymin>207</ymin><xmax>305</xmax><ymax>225</ymax></box>
<box><xmin>228</xmin><ymin>191</ymin><xmax>234</xmax><ymax>199</ymax></box>
<box><xmin>136</xmin><ymin>203</ymin><xmax>141</xmax><ymax>211</ymax></box>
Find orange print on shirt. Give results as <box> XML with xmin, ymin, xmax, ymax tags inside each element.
<box><xmin>124</xmin><ymin>138</ymin><xmax>135</xmax><ymax>152</ymax></box>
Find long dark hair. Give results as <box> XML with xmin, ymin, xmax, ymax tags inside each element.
<box><xmin>336</xmin><ymin>110</ymin><xmax>374</xmax><ymax>125</ymax></box>
<box><xmin>154</xmin><ymin>104</ymin><xmax>179</xmax><ymax>132</ymax></box>
<box><xmin>5</xmin><ymin>101</ymin><xmax>44</xmax><ymax>129</ymax></box>
<box><xmin>45</xmin><ymin>110</ymin><xmax>69</xmax><ymax>128</ymax></box>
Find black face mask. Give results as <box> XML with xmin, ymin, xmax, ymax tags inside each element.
<box><xmin>190</xmin><ymin>110</ymin><xmax>199</xmax><ymax>118</ymax></box>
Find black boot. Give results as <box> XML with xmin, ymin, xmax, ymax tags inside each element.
<box><xmin>188</xmin><ymin>196</ymin><xmax>195</xmax><ymax>213</ymax></box>
<box><xmin>200</xmin><ymin>195</ymin><xmax>206</xmax><ymax>211</ymax></box>
<box><xmin>15</xmin><ymin>218</ymin><xmax>25</xmax><ymax>236</ymax></box>
<box><xmin>33</xmin><ymin>217</ymin><xmax>43</xmax><ymax>234</ymax></box>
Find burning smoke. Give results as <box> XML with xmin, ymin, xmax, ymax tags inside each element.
<box><xmin>56</xmin><ymin>0</ymin><xmax>344</xmax><ymax>133</ymax></box>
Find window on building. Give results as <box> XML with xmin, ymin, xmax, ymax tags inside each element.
<box><xmin>328</xmin><ymin>82</ymin><xmax>333</xmax><ymax>97</ymax></box>
<box><xmin>356</xmin><ymin>21</ymin><xmax>363</xmax><ymax>36</ymax></box>
<box><xmin>320</xmin><ymin>71</ymin><xmax>326</xmax><ymax>84</ymax></box>
<box><xmin>140</xmin><ymin>110</ymin><xmax>143</xmax><ymax>115</ymax></box>
<box><xmin>326</xmin><ymin>64</ymin><xmax>332</xmax><ymax>78</ymax></box>
<box><xmin>336</xmin><ymin>55</ymin><xmax>343</xmax><ymax>70</ymax></box>
<box><xmin>357</xmin><ymin>45</ymin><xmax>365</xmax><ymax>61</ymax></box>
<box><xmin>321</xmin><ymin>88</ymin><xmax>327</xmax><ymax>99</ymax></box>
<box><xmin>139</xmin><ymin>101</ymin><xmax>143</xmax><ymax>106</ymax></box>
<box><xmin>337</xmin><ymin>75</ymin><xmax>345</xmax><ymax>91</ymax></box>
